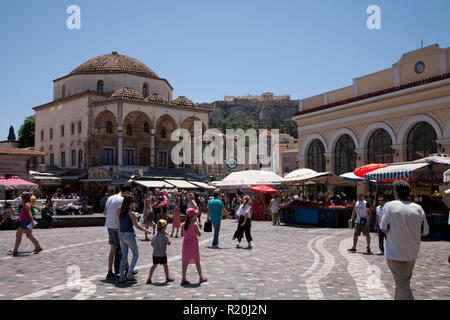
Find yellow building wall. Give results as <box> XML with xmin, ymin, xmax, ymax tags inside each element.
<box><xmin>328</xmin><ymin>86</ymin><xmax>353</xmax><ymax>104</ymax></box>
<box><xmin>400</xmin><ymin>54</ymin><xmax>441</xmax><ymax>84</ymax></box>
<box><xmin>302</xmin><ymin>94</ymin><xmax>324</xmax><ymax>110</ymax></box>
<box><xmin>358</xmin><ymin>69</ymin><xmax>394</xmax><ymax>95</ymax></box>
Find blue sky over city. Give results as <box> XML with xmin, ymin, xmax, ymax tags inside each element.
<box><xmin>0</xmin><ymin>0</ymin><xmax>449</xmax><ymax>140</ymax></box>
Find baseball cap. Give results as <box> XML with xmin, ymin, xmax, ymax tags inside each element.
<box><xmin>157</xmin><ymin>219</ymin><xmax>167</xmax><ymax>231</ymax></box>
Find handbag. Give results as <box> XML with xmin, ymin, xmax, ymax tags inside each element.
<box><xmin>203</xmin><ymin>219</ymin><xmax>212</xmax><ymax>232</ymax></box>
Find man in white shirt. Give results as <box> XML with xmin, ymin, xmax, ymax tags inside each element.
<box><xmin>104</xmin><ymin>185</ymin><xmax>132</xmax><ymax>279</ymax></box>
<box><xmin>348</xmin><ymin>194</ymin><xmax>372</xmax><ymax>254</ymax></box>
<box><xmin>380</xmin><ymin>180</ymin><xmax>429</xmax><ymax>300</ymax></box>
<box><xmin>374</xmin><ymin>197</ymin><xmax>386</xmax><ymax>255</ymax></box>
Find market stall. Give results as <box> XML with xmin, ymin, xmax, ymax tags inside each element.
<box><xmin>249</xmin><ymin>185</ymin><xmax>279</xmax><ymax>221</ymax></box>
<box><xmin>79</xmin><ymin>169</ymin><xmax>112</xmax><ymax>211</ymax></box>
<box><xmin>215</xmin><ymin>170</ymin><xmax>284</xmax><ymax>220</ymax></box>
<box><xmin>0</xmin><ymin>176</ymin><xmax>38</xmax><ymax>200</ymax></box>
<box><xmin>278</xmin><ymin>170</ymin><xmax>357</xmax><ymax>227</ymax></box>
<box><xmin>364</xmin><ymin>156</ymin><xmax>450</xmax><ymax>240</ymax></box>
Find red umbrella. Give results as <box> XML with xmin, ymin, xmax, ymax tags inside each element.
<box><xmin>250</xmin><ymin>185</ymin><xmax>279</xmax><ymax>194</ymax></box>
<box><xmin>354</xmin><ymin>163</ymin><xmax>390</xmax><ymax>178</ymax></box>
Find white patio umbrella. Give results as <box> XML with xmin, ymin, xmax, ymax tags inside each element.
<box><xmin>215</xmin><ymin>170</ymin><xmax>283</xmax><ymax>189</ymax></box>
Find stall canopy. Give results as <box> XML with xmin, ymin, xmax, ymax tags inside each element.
<box><xmin>189</xmin><ymin>181</ymin><xmax>215</xmax><ymax>190</ymax></box>
<box><xmin>284</xmin><ymin>168</ymin><xmax>316</xmax><ymax>180</ymax></box>
<box><xmin>134</xmin><ymin>180</ymin><xmax>175</xmax><ymax>189</ymax></box>
<box><xmin>250</xmin><ymin>185</ymin><xmax>279</xmax><ymax>194</ymax></box>
<box><xmin>281</xmin><ymin>170</ymin><xmax>330</xmax><ymax>184</ymax></box>
<box><xmin>308</xmin><ymin>172</ymin><xmax>357</xmax><ymax>186</ymax></box>
<box><xmin>216</xmin><ymin>170</ymin><xmax>283</xmax><ymax>188</ymax></box>
<box><xmin>340</xmin><ymin>172</ymin><xmax>365</xmax><ymax>181</ymax></box>
<box><xmin>164</xmin><ymin>179</ymin><xmax>198</xmax><ymax>189</ymax></box>
<box><xmin>0</xmin><ymin>176</ymin><xmax>38</xmax><ymax>190</ymax></box>
<box><xmin>354</xmin><ymin>163</ymin><xmax>390</xmax><ymax>178</ymax></box>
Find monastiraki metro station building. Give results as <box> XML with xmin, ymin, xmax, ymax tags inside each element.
<box><xmin>293</xmin><ymin>44</ymin><xmax>450</xmax><ymax>195</ymax></box>
<box><xmin>33</xmin><ymin>52</ymin><xmax>211</xmax><ymax>179</ymax></box>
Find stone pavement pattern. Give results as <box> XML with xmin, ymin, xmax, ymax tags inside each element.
<box><xmin>0</xmin><ymin>219</ymin><xmax>449</xmax><ymax>300</ymax></box>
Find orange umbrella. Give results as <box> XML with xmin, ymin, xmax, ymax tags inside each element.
<box><xmin>354</xmin><ymin>163</ymin><xmax>390</xmax><ymax>178</ymax></box>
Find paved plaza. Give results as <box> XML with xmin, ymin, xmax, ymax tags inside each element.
<box><xmin>0</xmin><ymin>218</ymin><xmax>449</xmax><ymax>300</ymax></box>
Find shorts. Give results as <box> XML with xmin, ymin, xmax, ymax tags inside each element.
<box><xmin>153</xmin><ymin>255</ymin><xmax>168</xmax><ymax>265</ymax></box>
<box><xmin>144</xmin><ymin>212</ymin><xmax>154</xmax><ymax>224</ymax></box>
<box><xmin>354</xmin><ymin>223</ymin><xmax>370</xmax><ymax>237</ymax></box>
<box><xmin>108</xmin><ymin>228</ymin><xmax>120</xmax><ymax>246</ymax></box>
<box><xmin>18</xmin><ymin>220</ymin><xmax>32</xmax><ymax>230</ymax></box>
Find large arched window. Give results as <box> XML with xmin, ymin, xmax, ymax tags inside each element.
<box><xmin>307</xmin><ymin>139</ymin><xmax>326</xmax><ymax>172</ymax></box>
<box><xmin>143</xmin><ymin>83</ymin><xmax>149</xmax><ymax>97</ymax></box>
<box><xmin>368</xmin><ymin>129</ymin><xmax>393</xmax><ymax>163</ymax></box>
<box><xmin>127</xmin><ymin>124</ymin><xmax>133</xmax><ymax>136</ymax></box>
<box><xmin>407</xmin><ymin>122</ymin><xmax>437</xmax><ymax>160</ymax></box>
<box><xmin>106</xmin><ymin>121</ymin><xmax>113</xmax><ymax>134</ymax></box>
<box><xmin>334</xmin><ymin>134</ymin><xmax>356</xmax><ymax>175</ymax></box>
<box><xmin>97</xmin><ymin>80</ymin><xmax>104</xmax><ymax>92</ymax></box>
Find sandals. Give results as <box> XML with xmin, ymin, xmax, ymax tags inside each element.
<box><xmin>7</xmin><ymin>249</ymin><xmax>17</xmax><ymax>256</ymax></box>
<box><xmin>146</xmin><ymin>279</ymin><xmax>152</xmax><ymax>285</ymax></box>
<box><xmin>33</xmin><ymin>248</ymin><xmax>43</xmax><ymax>254</ymax></box>
<box><xmin>180</xmin><ymin>280</ymin><xmax>190</xmax><ymax>286</ymax></box>
<box><xmin>126</xmin><ymin>277</ymin><xmax>138</xmax><ymax>282</ymax></box>
<box><xmin>199</xmin><ymin>277</ymin><xmax>208</xmax><ymax>284</ymax></box>
<box><xmin>166</xmin><ymin>278</ymin><xmax>174</xmax><ymax>283</ymax></box>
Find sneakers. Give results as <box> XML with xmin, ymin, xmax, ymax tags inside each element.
<box><xmin>347</xmin><ymin>247</ymin><xmax>356</xmax><ymax>253</ymax></box>
<box><xmin>366</xmin><ymin>247</ymin><xmax>372</xmax><ymax>254</ymax></box>
<box><xmin>377</xmin><ymin>251</ymin><xmax>384</xmax><ymax>255</ymax></box>
<box><xmin>236</xmin><ymin>242</ymin><xmax>240</xmax><ymax>249</ymax></box>
<box><xmin>165</xmin><ymin>277</ymin><xmax>174</xmax><ymax>283</ymax></box>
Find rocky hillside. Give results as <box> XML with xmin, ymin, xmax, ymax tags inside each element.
<box><xmin>199</xmin><ymin>98</ymin><xmax>300</xmax><ymax>137</ymax></box>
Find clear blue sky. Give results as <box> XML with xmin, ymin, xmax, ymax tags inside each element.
<box><xmin>0</xmin><ymin>0</ymin><xmax>449</xmax><ymax>140</ymax></box>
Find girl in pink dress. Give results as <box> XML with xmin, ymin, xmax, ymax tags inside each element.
<box><xmin>171</xmin><ymin>193</ymin><xmax>181</xmax><ymax>237</ymax></box>
<box><xmin>180</xmin><ymin>208</ymin><xmax>207</xmax><ymax>286</ymax></box>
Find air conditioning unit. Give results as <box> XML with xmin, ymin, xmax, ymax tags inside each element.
<box><xmin>38</xmin><ymin>164</ymin><xmax>47</xmax><ymax>172</ymax></box>
<box><xmin>133</xmin><ymin>168</ymin><xmax>144</xmax><ymax>177</ymax></box>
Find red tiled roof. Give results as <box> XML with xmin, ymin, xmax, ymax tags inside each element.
<box><xmin>0</xmin><ymin>146</ymin><xmax>46</xmax><ymax>157</ymax></box>
<box><xmin>294</xmin><ymin>73</ymin><xmax>450</xmax><ymax>117</ymax></box>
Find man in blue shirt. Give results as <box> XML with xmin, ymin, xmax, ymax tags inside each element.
<box><xmin>207</xmin><ymin>190</ymin><xmax>230</xmax><ymax>248</ymax></box>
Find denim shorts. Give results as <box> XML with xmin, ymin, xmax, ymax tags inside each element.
<box><xmin>18</xmin><ymin>220</ymin><xmax>32</xmax><ymax>230</ymax></box>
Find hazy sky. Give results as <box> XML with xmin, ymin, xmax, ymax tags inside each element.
<box><xmin>0</xmin><ymin>0</ymin><xmax>449</xmax><ymax>140</ymax></box>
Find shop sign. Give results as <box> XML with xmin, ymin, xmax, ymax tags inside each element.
<box><xmin>88</xmin><ymin>169</ymin><xmax>110</xmax><ymax>179</ymax></box>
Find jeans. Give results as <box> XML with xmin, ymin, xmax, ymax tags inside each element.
<box><xmin>119</xmin><ymin>232</ymin><xmax>139</xmax><ymax>281</ymax></box>
<box><xmin>212</xmin><ymin>221</ymin><xmax>221</xmax><ymax>246</ymax></box>
<box><xmin>378</xmin><ymin>228</ymin><xmax>386</xmax><ymax>252</ymax></box>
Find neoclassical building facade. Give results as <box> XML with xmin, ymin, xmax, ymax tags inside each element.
<box><xmin>293</xmin><ymin>44</ymin><xmax>450</xmax><ymax>189</ymax></box>
<box><xmin>34</xmin><ymin>52</ymin><xmax>210</xmax><ymax>176</ymax></box>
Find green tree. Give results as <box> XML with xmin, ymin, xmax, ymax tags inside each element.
<box><xmin>18</xmin><ymin>115</ymin><xmax>35</xmax><ymax>148</ymax></box>
<box><xmin>7</xmin><ymin>126</ymin><xmax>16</xmax><ymax>141</ymax></box>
